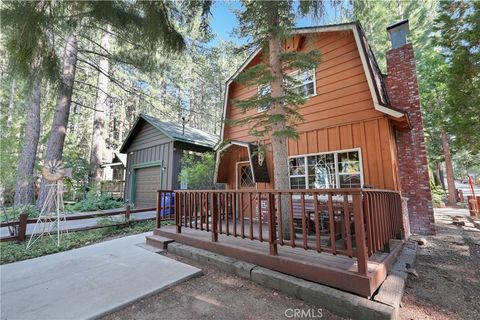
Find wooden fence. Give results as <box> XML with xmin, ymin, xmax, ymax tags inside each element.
<box><xmin>0</xmin><ymin>205</ymin><xmax>156</xmax><ymax>242</ymax></box>
<box><xmin>157</xmin><ymin>188</ymin><xmax>404</xmax><ymax>276</ymax></box>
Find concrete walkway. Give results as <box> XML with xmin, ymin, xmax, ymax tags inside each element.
<box><xmin>0</xmin><ymin>210</ymin><xmax>156</xmax><ymax>238</ymax></box>
<box><xmin>0</xmin><ymin>232</ymin><xmax>202</xmax><ymax>320</ymax></box>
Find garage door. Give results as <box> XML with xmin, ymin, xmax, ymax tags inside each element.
<box><xmin>134</xmin><ymin>166</ymin><xmax>161</xmax><ymax>208</ymax></box>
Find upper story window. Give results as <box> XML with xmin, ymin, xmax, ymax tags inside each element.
<box><xmin>290</xmin><ymin>69</ymin><xmax>316</xmax><ymax>97</ymax></box>
<box><xmin>257</xmin><ymin>84</ymin><xmax>271</xmax><ymax>112</ymax></box>
<box><xmin>257</xmin><ymin>68</ymin><xmax>316</xmax><ymax>113</ymax></box>
<box><xmin>288</xmin><ymin>149</ymin><xmax>363</xmax><ymax>189</ymax></box>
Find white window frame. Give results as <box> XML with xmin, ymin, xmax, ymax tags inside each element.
<box><xmin>287</xmin><ymin>148</ymin><xmax>364</xmax><ymax>189</ymax></box>
<box><xmin>257</xmin><ymin>84</ymin><xmax>271</xmax><ymax>113</ymax></box>
<box><xmin>289</xmin><ymin>68</ymin><xmax>317</xmax><ymax>98</ymax></box>
<box><xmin>256</xmin><ymin>68</ymin><xmax>316</xmax><ymax>113</ymax></box>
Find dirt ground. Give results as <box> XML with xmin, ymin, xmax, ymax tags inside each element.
<box><xmin>400</xmin><ymin>208</ymin><xmax>480</xmax><ymax>320</ymax></box>
<box><xmin>100</xmin><ymin>253</ymin><xmax>345</xmax><ymax>320</ymax></box>
<box><xmin>102</xmin><ymin>208</ymin><xmax>479</xmax><ymax>320</ymax></box>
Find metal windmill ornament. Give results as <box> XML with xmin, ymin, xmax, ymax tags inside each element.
<box><xmin>27</xmin><ymin>160</ymin><xmax>68</xmax><ymax>249</ymax></box>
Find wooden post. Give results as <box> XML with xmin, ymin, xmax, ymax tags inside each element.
<box><xmin>125</xmin><ymin>203</ymin><xmax>131</xmax><ymax>227</ymax></box>
<box><xmin>17</xmin><ymin>213</ymin><xmax>28</xmax><ymax>242</ymax></box>
<box><xmin>267</xmin><ymin>193</ymin><xmax>277</xmax><ymax>255</ymax></box>
<box><xmin>156</xmin><ymin>191</ymin><xmax>161</xmax><ymax>229</ymax></box>
<box><xmin>176</xmin><ymin>193</ymin><xmax>182</xmax><ymax>233</ymax></box>
<box><xmin>211</xmin><ymin>193</ymin><xmax>218</xmax><ymax>242</ymax></box>
<box><xmin>353</xmin><ymin>192</ymin><xmax>368</xmax><ymax>276</ymax></box>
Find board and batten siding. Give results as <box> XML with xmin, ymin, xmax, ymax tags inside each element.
<box><xmin>221</xmin><ymin>30</ymin><xmax>400</xmax><ymax>191</ymax></box>
<box><xmin>124</xmin><ymin>121</ymin><xmax>175</xmax><ymax>203</ymax></box>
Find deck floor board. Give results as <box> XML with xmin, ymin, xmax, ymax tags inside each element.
<box><xmin>154</xmin><ymin>221</ymin><xmax>403</xmax><ymax>297</ymax></box>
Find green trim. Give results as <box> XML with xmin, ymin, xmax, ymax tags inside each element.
<box><xmin>132</xmin><ymin>160</ymin><xmax>164</xmax><ymax>170</ymax></box>
<box><xmin>129</xmin><ymin>160</ymin><xmax>164</xmax><ymax>206</ymax></box>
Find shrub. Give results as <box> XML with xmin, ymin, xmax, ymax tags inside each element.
<box><xmin>430</xmin><ymin>181</ymin><xmax>447</xmax><ymax>207</ymax></box>
<box><xmin>66</xmin><ymin>193</ymin><xmax>123</xmax><ymax>212</ymax></box>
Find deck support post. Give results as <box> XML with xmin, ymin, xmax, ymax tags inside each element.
<box><xmin>211</xmin><ymin>193</ymin><xmax>218</xmax><ymax>242</ymax></box>
<box><xmin>267</xmin><ymin>193</ymin><xmax>278</xmax><ymax>255</ymax></box>
<box><xmin>353</xmin><ymin>192</ymin><xmax>368</xmax><ymax>276</ymax></box>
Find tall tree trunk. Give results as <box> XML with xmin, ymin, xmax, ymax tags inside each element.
<box><xmin>7</xmin><ymin>79</ymin><xmax>16</xmax><ymax>128</ymax></box>
<box><xmin>89</xmin><ymin>27</ymin><xmax>111</xmax><ymax>186</ymax></box>
<box><xmin>441</xmin><ymin>131</ymin><xmax>456</xmax><ymax>205</ymax></box>
<box><xmin>14</xmin><ymin>67</ymin><xmax>42</xmax><ymax>206</ymax></box>
<box><xmin>433</xmin><ymin>162</ymin><xmax>442</xmax><ymax>187</ymax></box>
<box><xmin>37</xmin><ymin>33</ymin><xmax>78</xmax><ymax>209</ymax></box>
<box><xmin>268</xmin><ymin>27</ymin><xmax>291</xmax><ymax>239</ymax></box>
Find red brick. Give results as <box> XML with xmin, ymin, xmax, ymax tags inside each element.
<box><xmin>385</xmin><ymin>43</ymin><xmax>436</xmax><ymax>235</ymax></box>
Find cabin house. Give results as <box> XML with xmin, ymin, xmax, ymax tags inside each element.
<box><xmin>215</xmin><ymin>20</ymin><xmax>434</xmax><ymax>236</ymax></box>
<box><xmin>100</xmin><ymin>150</ymin><xmax>126</xmax><ymax>199</ymax></box>
<box><xmin>152</xmin><ymin>21</ymin><xmax>434</xmax><ymax>298</ymax></box>
<box><xmin>119</xmin><ymin>114</ymin><xmax>217</xmax><ymax>208</ymax></box>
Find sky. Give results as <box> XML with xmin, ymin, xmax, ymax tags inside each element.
<box><xmin>209</xmin><ymin>0</ymin><xmax>348</xmax><ymax>45</ymax></box>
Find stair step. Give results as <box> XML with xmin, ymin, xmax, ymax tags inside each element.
<box><xmin>145</xmin><ymin>235</ymin><xmax>175</xmax><ymax>249</ymax></box>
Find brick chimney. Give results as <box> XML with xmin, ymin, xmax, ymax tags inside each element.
<box><xmin>385</xmin><ymin>20</ymin><xmax>435</xmax><ymax>235</ymax></box>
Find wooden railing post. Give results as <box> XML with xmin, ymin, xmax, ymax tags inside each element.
<box><xmin>125</xmin><ymin>203</ymin><xmax>131</xmax><ymax>227</ymax></box>
<box><xmin>156</xmin><ymin>191</ymin><xmax>161</xmax><ymax>229</ymax></box>
<box><xmin>353</xmin><ymin>192</ymin><xmax>368</xmax><ymax>276</ymax></box>
<box><xmin>176</xmin><ymin>192</ymin><xmax>182</xmax><ymax>233</ymax></box>
<box><xmin>17</xmin><ymin>213</ymin><xmax>28</xmax><ymax>243</ymax></box>
<box><xmin>211</xmin><ymin>193</ymin><xmax>218</xmax><ymax>242</ymax></box>
<box><xmin>267</xmin><ymin>193</ymin><xmax>277</xmax><ymax>255</ymax></box>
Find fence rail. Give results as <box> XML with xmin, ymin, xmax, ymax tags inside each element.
<box><xmin>0</xmin><ymin>206</ymin><xmax>156</xmax><ymax>242</ymax></box>
<box><xmin>156</xmin><ymin>188</ymin><xmax>404</xmax><ymax>276</ymax></box>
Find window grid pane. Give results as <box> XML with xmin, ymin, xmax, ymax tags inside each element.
<box><xmin>288</xmin><ymin>150</ymin><xmax>362</xmax><ymax>189</ymax></box>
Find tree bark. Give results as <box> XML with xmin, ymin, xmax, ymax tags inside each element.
<box><xmin>14</xmin><ymin>68</ymin><xmax>42</xmax><ymax>206</ymax></box>
<box><xmin>268</xmin><ymin>26</ymin><xmax>291</xmax><ymax>239</ymax></box>
<box><xmin>7</xmin><ymin>79</ymin><xmax>16</xmax><ymax>128</ymax></box>
<box><xmin>89</xmin><ymin>27</ymin><xmax>111</xmax><ymax>186</ymax></box>
<box><xmin>37</xmin><ymin>32</ymin><xmax>78</xmax><ymax>209</ymax></box>
<box><xmin>441</xmin><ymin>131</ymin><xmax>456</xmax><ymax>205</ymax></box>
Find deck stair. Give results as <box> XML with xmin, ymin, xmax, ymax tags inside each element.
<box><xmin>146</xmin><ymin>234</ymin><xmax>175</xmax><ymax>249</ymax></box>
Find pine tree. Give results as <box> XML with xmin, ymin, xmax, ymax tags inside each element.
<box><xmin>232</xmin><ymin>0</ymin><xmax>332</xmax><ymax>238</ymax></box>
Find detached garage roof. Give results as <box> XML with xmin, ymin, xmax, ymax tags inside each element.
<box><xmin>119</xmin><ymin>114</ymin><xmax>219</xmax><ymax>152</ymax></box>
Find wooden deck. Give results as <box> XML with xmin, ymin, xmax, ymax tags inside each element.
<box><xmin>155</xmin><ymin>222</ymin><xmax>404</xmax><ymax>298</ymax></box>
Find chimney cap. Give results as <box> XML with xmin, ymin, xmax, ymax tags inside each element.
<box><xmin>386</xmin><ymin>19</ymin><xmax>409</xmax><ymax>31</ymax></box>
<box><xmin>387</xmin><ymin>19</ymin><xmax>410</xmax><ymax>49</ymax></box>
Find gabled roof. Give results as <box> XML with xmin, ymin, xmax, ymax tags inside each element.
<box><xmin>218</xmin><ymin>21</ymin><xmax>408</xmax><ymax>145</ymax></box>
<box><xmin>119</xmin><ymin>114</ymin><xmax>219</xmax><ymax>153</ymax></box>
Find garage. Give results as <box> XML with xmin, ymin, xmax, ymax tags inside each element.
<box><xmin>134</xmin><ymin>166</ymin><xmax>161</xmax><ymax>208</ymax></box>
<box><xmin>119</xmin><ymin>114</ymin><xmax>218</xmax><ymax>208</ymax></box>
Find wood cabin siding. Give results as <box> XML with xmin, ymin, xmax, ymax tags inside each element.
<box><xmin>124</xmin><ymin>122</ymin><xmax>175</xmax><ymax>204</ymax></box>
<box><xmin>221</xmin><ymin>31</ymin><xmax>400</xmax><ymax>191</ymax></box>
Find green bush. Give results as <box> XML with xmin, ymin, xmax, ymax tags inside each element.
<box><xmin>0</xmin><ymin>205</ymin><xmax>40</xmax><ymax>222</ymax></box>
<box><xmin>430</xmin><ymin>181</ymin><xmax>447</xmax><ymax>207</ymax></box>
<box><xmin>66</xmin><ymin>193</ymin><xmax>123</xmax><ymax>212</ymax></box>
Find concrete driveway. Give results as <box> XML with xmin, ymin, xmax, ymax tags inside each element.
<box><xmin>0</xmin><ymin>232</ymin><xmax>201</xmax><ymax>320</ymax></box>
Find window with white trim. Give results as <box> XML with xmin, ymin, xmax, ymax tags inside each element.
<box><xmin>257</xmin><ymin>84</ymin><xmax>271</xmax><ymax>112</ymax></box>
<box><xmin>256</xmin><ymin>68</ymin><xmax>316</xmax><ymax>113</ymax></box>
<box><xmin>290</xmin><ymin>69</ymin><xmax>316</xmax><ymax>97</ymax></box>
<box><xmin>288</xmin><ymin>149</ymin><xmax>363</xmax><ymax>189</ymax></box>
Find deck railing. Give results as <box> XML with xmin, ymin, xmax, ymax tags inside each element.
<box><xmin>156</xmin><ymin>188</ymin><xmax>404</xmax><ymax>275</ymax></box>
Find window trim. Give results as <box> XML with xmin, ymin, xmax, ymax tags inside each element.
<box><xmin>287</xmin><ymin>148</ymin><xmax>364</xmax><ymax>189</ymax></box>
<box><xmin>288</xmin><ymin>68</ymin><xmax>317</xmax><ymax>98</ymax></box>
<box><xmin>256</xmin><ymin>68</ymin><xmax>317</xmax><ymax>113</ymax></box>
